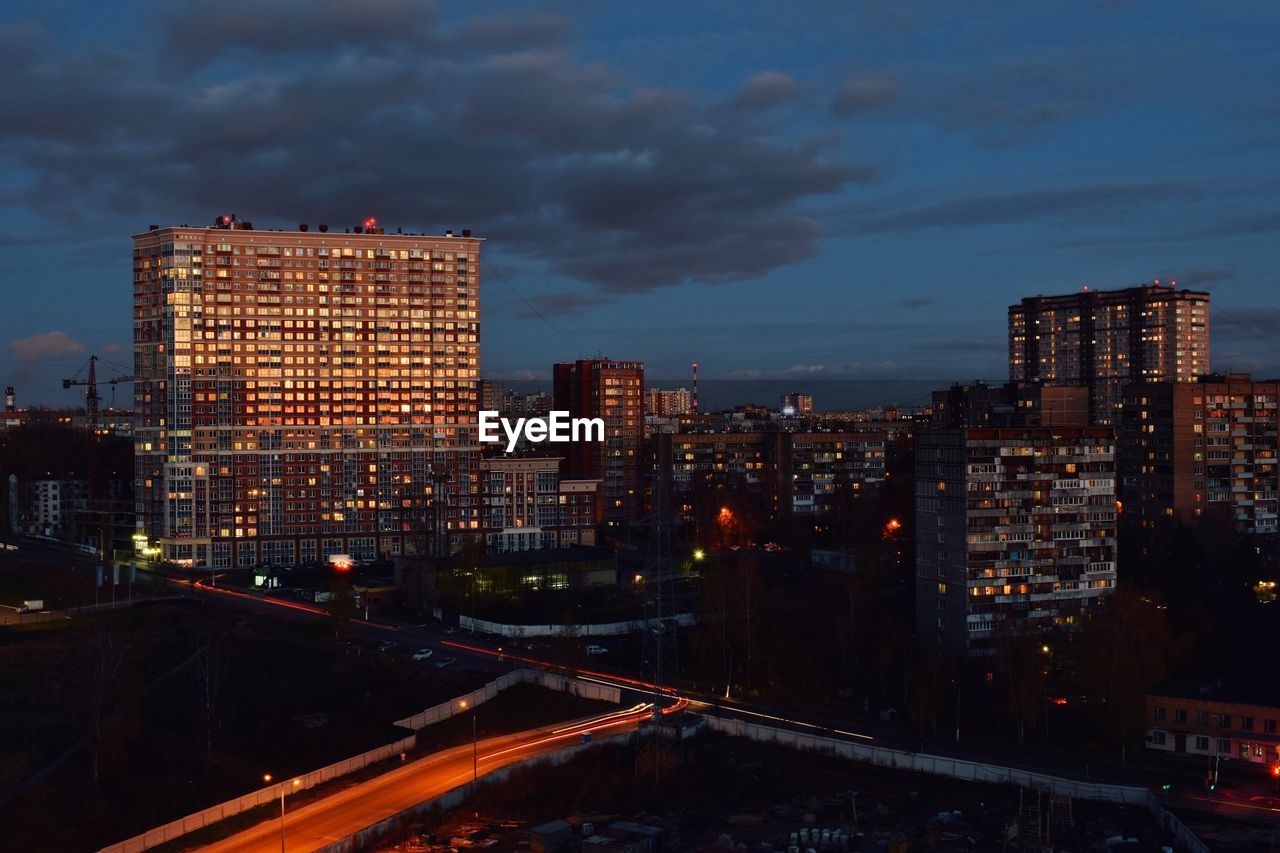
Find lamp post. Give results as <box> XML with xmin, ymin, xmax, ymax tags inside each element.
<box><xmin>263</xmin><ymin>774</ymin><xmax>300</xmax><ymax>852</ymax></box>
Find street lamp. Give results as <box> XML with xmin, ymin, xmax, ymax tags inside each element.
<box><xmin>263</xmin><ymin>774</ymin><xmax>300</xmax><ymax>852</ymax></box>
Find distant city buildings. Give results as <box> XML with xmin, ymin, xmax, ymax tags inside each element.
<box><xmin>554</xmin><ymin>358</ymin><xmax>644</xmax><ymax>524</ymax></box>
<box><xmin>915</xmin><ymin>426</ymin><xmax>1117</xmax><ymax>656</ymax></box>
<box><xmin>654</xmin><ymin>426</ymin><xmax>890</xmax><ymax>518</ymax></box>
<box><xmin>644</xmin><ymin>387</ymin><xmax>692</xmax><ymax>416</ymax></box>
<box><xmin>1119</xmin><ymin>374</ymin><xmax>1279</xmax><ymax>536</ymax></box>
<box><xmin>479</xmin><ymin>379</ymin><xmax>504</xmax><ymax>413</ymax></box>
<box><xmin>1008</xmin><ymin>283</ymin><xmax>1209</xmax><ymax>425</ymax></box>
<box><xmin>780</xmin><ymin>392</ymin><xmax>813</xmax><ymax>414</ymax></box>
<box><xmin>504</xmin><ymin>389</ymin><xmax>553</xmax><ymax>417</ymax></box>
<box><xmin>930</xmin><ymin>381</ymin><xmax>1089</xmax><ymax>429</ymax></box>
<box><xmin>133</xmin><ymin>215</ymin><xmax>483</xmax><ymax>567</ymax></box>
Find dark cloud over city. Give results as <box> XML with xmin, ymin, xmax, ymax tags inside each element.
<box><xmin>2</xmin><ymin>1</ymin><xmax>1280</xmax><ymax>400</ymax></box>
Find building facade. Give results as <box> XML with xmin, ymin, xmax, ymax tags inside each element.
<box><xmin>133</xmin><ymin>215</ymin><xmax>483</xmax><ymax>568</ymax></box>
<box><xmin>915</xmin><ymin>427</ymin><xmax>1117</xmax><ymax>656</ymax></box>
<box><xmin>553</xmin><ymin>359</ymin><xmax>644</xmax><ymax>524</ymax></box>
<box><xmin>654</xmin><ymin>428</ymin><xmax>889</xmax><ymax>519</ymax></box>
<box><xmin>1008</xmin><ymin>283</ymin><xmax>1209</xmax><ymax>425</ymax></box>
<box><xmin>479</xmin><ymin>379</ymin><xmax>504</xmax><ymax>413</ymax></box>
<box><xmin>930</xmin><ymin>382</ymin><xmax>1090</xmax><ymax>429</ymax></box>
<box><xmin>28</xmin><ymin>479</ymin><xmax>88</xmax><ymax>536</ymax></box>
<box><xmin>1119</xmin><ymin>374</ymin><xmax>1279</xmax><ymax>535</ymax></box>
<box><xmin>645</xmin><ymin>387</ymin><xmax>693</xmax><ymax>416</ymax></box>
<box><xmin>480</xmin><ymin>455</ymin><xmax>600</xmax><ymax>552</ymax></box>
<box><xmin>781</xmin><ymin>392</ymin><xmax>814</xmax><ymax>414</ymax></box>
<box><xmin>1146</xmin><ymin>680</ymin><xmax>1280</xmax><ymax>766</ymax></box>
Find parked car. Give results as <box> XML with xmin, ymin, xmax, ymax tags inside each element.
<box><xmin>412</xmin><ymin>648</ymin><xmax>434</xmax><ymax>661</ymax></box>
<box><xmin>434</xmin><ymin>656</ymin><xmax>457</xmax><ymax>668</ymax></box>
<box><xmin>376</xmin><ymin>641</ymin><xmax>398</xmax><ymax>653</ymax></box>
<box><xmin>586</xmin><ymin>644</ymin><xmax>608</xmax><ymax>656</ymax></box>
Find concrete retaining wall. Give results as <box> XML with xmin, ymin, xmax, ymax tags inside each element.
<box><xmin>98</xmin><ymin>735</ymin><xmax>416</xmax><ymax>853</ymax></box>
<box><xmin>460</xmin><ymin>612</ymin><xmax>696</xmax><ymax>638</ymax></box>
<box><xmin>706</xmin><ymin>717</ymin><xmax>1208</xmax><ymax>853</ymax></box>
<box><xmin>394</xmin><ymin>668</ymin><xmax>621</xmax><ymax>731</ymax></box>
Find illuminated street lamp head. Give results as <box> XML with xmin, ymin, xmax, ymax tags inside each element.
<box><xmin>693</xmin><ymin>549</ymin><xmax>705</xmax><ymax>561</ymax></box>
<box><xmin>263</xmin><ymin>773</ymin><xmax>272</xmax><ymax>783</ymax></box>
<box><xmin>1041</xmin><ymin>644</ymin><xmax>1051</xmax><ymax>654</ymax></box>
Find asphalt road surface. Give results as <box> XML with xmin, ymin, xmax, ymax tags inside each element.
<box><xmin>203</xmin><ymin>705</ymin><xmax>651</xmax><ymax>853</ymax></box>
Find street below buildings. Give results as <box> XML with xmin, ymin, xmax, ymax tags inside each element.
<box><xmin>203</xmin><ymin>706</ymin><xmax>650</xmax><ymax>853</ymax></box>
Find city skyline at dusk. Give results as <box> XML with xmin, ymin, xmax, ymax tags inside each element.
<box><xmin>2</xmin><ymin>5</ymin><xmax>1280</xmax><ymax>852</ymax></box>
<box><xmin>4</xmin><ymin>1</ymin><xmax>1280</xmax><ymax>404</ymax></box>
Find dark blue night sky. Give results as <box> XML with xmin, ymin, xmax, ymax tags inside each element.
<box><xmin>2</xmin><ymin>1</ymin><xmax>1279</xmax><ymax>405</ymax></box>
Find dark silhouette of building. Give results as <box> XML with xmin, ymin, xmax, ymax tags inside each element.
<box><xmin>1009</xmin><ymin>282</ymin><xmax>1209</xmax><ymax>425</ymax></box>
<box><xmin>554</xmin><ymin>359</ymin><xmax>643</xmax><ymax>524</ymax></box>
<box><xmin>1119</xmin><ymin>373</ymin><xmax>1279</xmax><ymax>535</ymax></box>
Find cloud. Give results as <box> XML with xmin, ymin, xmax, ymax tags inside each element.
<box><xmin>160</xmin><ymin>0</ymin><xmax>439</xmax><ymax>63</ymax></box>
<box><xmin>11</xmin><ymin>331</ymin><xmax>85</xmax><ymax>360</ymax></box>
<box><xmin>1215</xmin><ymin>306</ymin><xmax>1280</xmax><ymax>343</ymax></box>
<box><xmin>831</xmin><ymin>74</ymin><xmax>898</xmax><ymax>116</ymax></box>
<box><xmin>0</xmin><ymin>9</ymin><xmax>874</xmax><ymax>298</ymax></box>
<box><xmin>848</xmin><ymin>182</ymin><xmax>1203</xmax><ymax>233</ymax></box>
<box><xmin>520</xmin><ymin>292</ymin><xmax>612</xmax><ymax>318</ymax></box>
<box><xmin>1158</xmin><ymin>267</ymin><xmax>1237</xmax><ymax>290</ymax></box>
<box><xmin>724</xmin><ymin>71</ymin><xmax>798</xmax><ymax>111</ymax></box>
<box><xmin>924</xmin><ymin>51</ymin><xmax>1123</xmax><ymax>146</ymax></box>
<box><xmin>901</xmin><ymin>297</ymin><xmax>933</xmax><ymax>308</ymax></box>
<box><xmin>919</xmin><ymin>338</ymin><xmax>1008</xmax><ymax>353</ymax></box>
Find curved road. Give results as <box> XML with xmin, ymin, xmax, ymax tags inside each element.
<box><xmin>203</xmin><ymin>705</ymin><xmax>651</xmax><ymax>853</ymax></box>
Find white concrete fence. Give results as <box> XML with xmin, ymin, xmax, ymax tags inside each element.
<box><xmin>394</xmin><ymin>668</ymin><xmax>620</xmax><ymax>730</ymax></box>
<box><xmin>97</xmin><ymin>734</ymin><xmax>417</xmax><ymax>853</ymax></box>
<box><xmin>459</xmin><ymin>612</ymin><xmax>696</xmax><ymax>638</ymax></box>
<box><xmin>98</xmin><ymin>668</ymin><xmax>619</xmax><ymax>853</ymax></box>
<box><xmin>706</xmin><ymin>717</ymin><xmax>1208</xmax><ymax>853</ymax></box>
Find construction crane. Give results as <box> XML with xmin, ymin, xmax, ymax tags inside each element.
<box><xmin>62</xmin><ymin>355</ymin><xmax>134</xmax><ymax>433</ymax></box>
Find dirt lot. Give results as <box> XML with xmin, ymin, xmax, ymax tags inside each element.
<box><xmin>0</xmin><ymin>548</ymin><xmax>161</xmax><ymax>611</ymax></box>
<box><xmin>380</xmin><ymin>727</ymin><xmax>1183</xmax><ymax>852</ymax></box>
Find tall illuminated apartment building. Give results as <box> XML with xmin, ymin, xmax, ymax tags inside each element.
<box><xmin>133</xmin><ymin>215</ymin><xmax>482</xmax><ymax>568</ymax></box>
<box><xmin>1008</xmin><ymin>283</ymin><xmax>1209</xmax><ymax>425</ymax></box>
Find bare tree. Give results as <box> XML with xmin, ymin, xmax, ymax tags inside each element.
<box><xmin>729</xmin><ymin>554</ymin><xmax>766</xmax><ymax>693</ymax></box>
<box><xmin>81</xmin><ymin>627</ymin><xmax>128</xmax><ymax>782</ymax></box>
<box><xmin>194</xmin><ymin>633</ymin><xmax>230</xmax><ymax>765</ymax></box>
